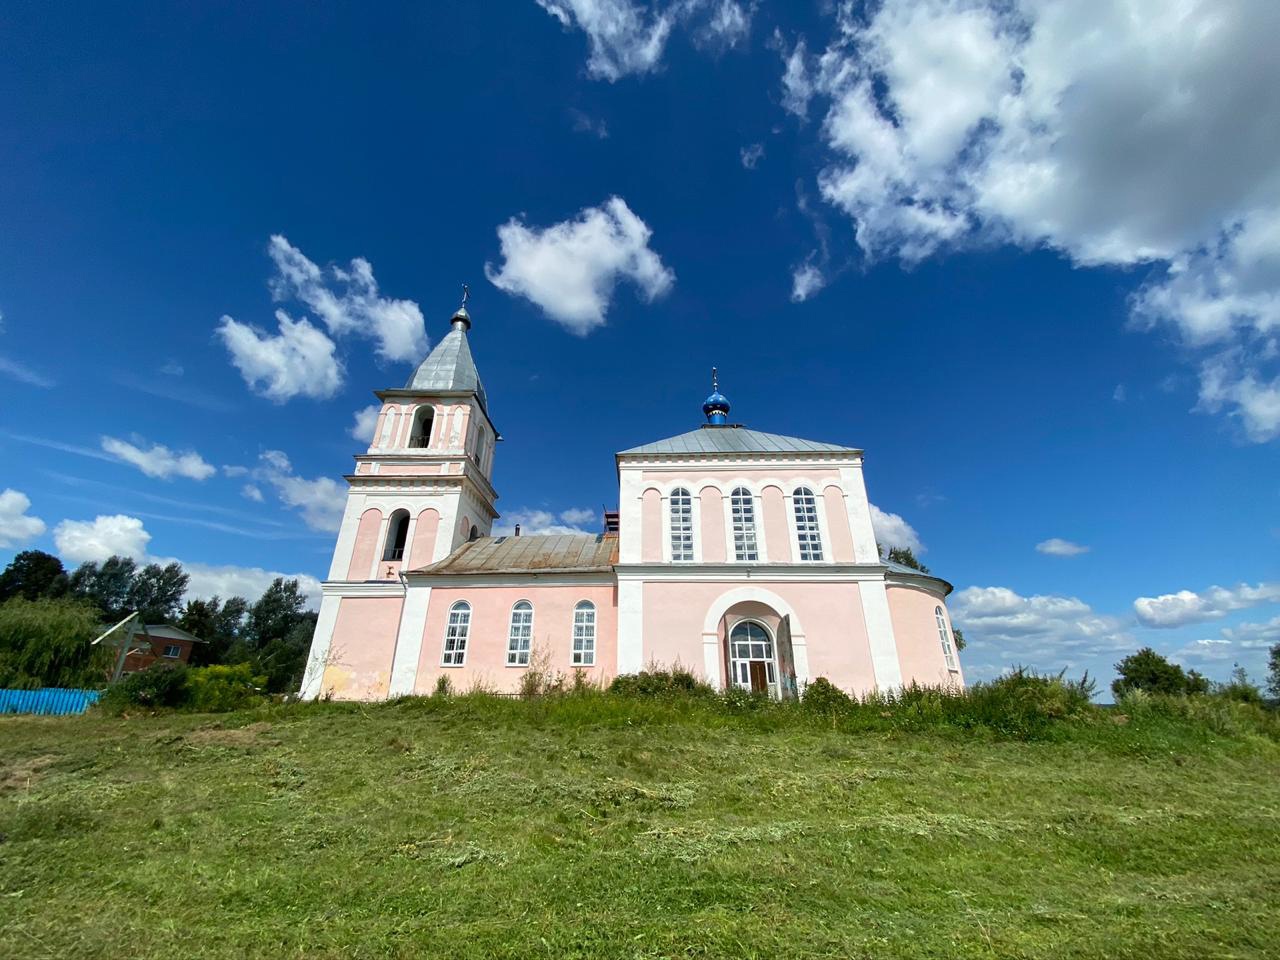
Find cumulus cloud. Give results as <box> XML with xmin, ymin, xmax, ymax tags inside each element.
<box><xmin>256</xmin><ymin>450</ymin><xmax>347</xmax><ymax>532</ymax></box>
<box><xmin>740</xmin><ymin>143</ymin><xmax>764</xmax><ymax>169</ymax></box>
<box><xmin>100</xmin><ymin>436</ymin><xmax>216</xmax><ymax>481</ymax></box>
<box><xmin>217</xmin><ymin>310</ymin><xmax>343</xmax><ymax>403</ymax></box>
<box><xmin>166</xmin><ymin>557</ymin><xmax>322</xmax><ymax>610</ymax></box>
<box><xmin>950</xmin><ymin>585</ymin><xmax>1131</xmax><ymax>657</ymax></box>
<box><xmin>788</xmin><ymin>0</ymin><xmax>1280</xmax><ymax>440</ymax></box>
<box><xmin>493</xmin><ymin>507</ymin><xmax>596</xmax><ymax>537</ymax></box>
<box><xmin>351</xmin><ymin>404</ymin><xmax>381</xmax><ymax>444</ymax></box>
<box><xmin>1035</xmin><ymin>538</ymin><xmax>1090</xmax><ymax>557</ymax></box>
<box><xmin>0</xmin><ymin>489</ymin><xmax>46</xmax><ymax>548</ymax></box>
<box><xmin>1133</xmin><ymin>581</ymin><xmax>1280</xmax><ymax>628</ymax></box>
<box><xmin>869</xmin><ymin>503</ymin><xmax>922</xmax><ymax>555</ymax></box>
<box><xmin>696</xmin><ymin>1</ymin><xmax>753</xmax><ymax>51</ymax></box>
<box><xmin>267</xmin><ymin>235</ymin><xmax>428</xmax><ymax>364</ymax></box>
<box><xmin>790</xmin><ymin>262</ymin><xmax>826</xmax><ymax>303</ymax></box>
<box><xmin>54</xmin><ymin>514</ymin><xmax>151</xmax><ymax>564</ymax></box>
<box><xmin>486</xmin><ymin>197</ymin><xmax>674</xmax><ymax>334</ymax></box>
<box><xmin>241</xmin><ymin>484</ymin><xmax>264</xmax><ymax>503</ymax></box>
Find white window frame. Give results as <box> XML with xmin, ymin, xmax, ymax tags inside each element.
<box><xmin>441</xmin><ymin>601</ymin><xmax>471</xmax><ymax>666</ymax></box>
<box><xmin>729</xmin><ymin>487</ymin><xmax>759</xmax><ymax>562</ymax></box>
<box><xmin>727</xmin><ymin>619</ymin><xmax>778</xmax><ymax>695</ymax></box>
<box><xmin>506</xmin><ymin>600</ymin><xmax>533</xmax><ymax>667</ymax></box>
<box><xmin>668</xmin><ymin>487</ymin><xmax>695</xmax><ymax>562</ymax></box>
<box><xmin>936</xmin><ymin>606</ymin><xmax>959</xmax><ymax>671</ymax></box>
<box><xmin>792</xmin><ymin>487</ymin><xmax>825</xmax><ymax>562</ymax></box>
<box><xmin>571</xmin><ymin>600</ymin><xmax>596</xmax><ymax>666</ymax></box>
<box><xmin>162</xmin><ymin>643</ymin><xmax>181</xmax><ymax>658</ymax></box>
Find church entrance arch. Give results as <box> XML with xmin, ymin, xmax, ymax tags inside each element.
<box><xmin>728</xmin><ymin>620</ymin><xmax>776</xmax><ymax>694</ymax></box>
<box><xmin>701</xmin><ymin>588</ymin><xmax>807</xmax><ymax>697</ymax></box>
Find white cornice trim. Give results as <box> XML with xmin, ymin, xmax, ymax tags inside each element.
<box><xmin>321</xmin><ymin>580</ymin><xmax>407</xmax><ymax>598</ymax></box>
<box><xmin>885</xmin><ymin>572</ymin><xmax>953</xmax><ymax>598</ymax></box>
<box><xmin>403</xmin><ymin>571</ymin><xmax>614</xmax><ymax>588</ymax></box>
<box><xmin>614</xmin><ymin>563</ymin><xmax>890</xmax><ymax>582</ymax></box>
<box><xmin>616</xmin><ymin>451</ymin><xmax>863</xmax><ymax>469</ymax></box>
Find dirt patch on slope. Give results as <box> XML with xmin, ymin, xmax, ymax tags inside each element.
<box><xmin>1</xmin><ymin>754</ymin><xmax>59</xmax><ymax>792</ymax></box>
<box><xmin>185</xmin><ymin>722</ymin><xmax>275</xmax><ymax>748</ymax></box>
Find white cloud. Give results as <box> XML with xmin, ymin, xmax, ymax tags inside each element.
<box><xmin>351</xmin><ymin>404</ymin><xmax>381</xmax><ymax>444</ymax></box>
<box><xmin>537</xmin><ymin>0</ymin><xmax>673</xmax><ymax>81</ymax></box>
<box><xmin>559</xmin><ymin>507</ymin><xmax>597</xmax><ymax>526</ymax></box>
<box><xmin>256</xmin><ymin>450</ymin><xmax>347</xmax><ymax>532</ymax></box>
<box><xmin>100</xmin><ymin>436</ymin><xmax>216</xmax><ymax>481</ymax></box>
<box><xmin>241</xmin><ymin>484</ymin><xmax>264</xmax><ymax>503</ymax></box>
<box><xmin>869</xmin><ymin>503</ymin><xmax>922</xmax><ymax>554</ymax></box>
<box><xmin>53</xmin><ymin>514</ymin><xmax>151</xmax><ymax>565</ymax></box>
<box><xmin>170</xmin><ymin>558</ymin><xmax>322</xmax><ymax>610</ymax></box>
<box><xmin>0</xmin><ymin>489</ymin><xmax>46</xmax><ymax>548</ymax></box>
<box><xmin>486</xmin><ymin>197</ymin><xmax>674</xmax><ymax>334</ymax></box>
<box><xmin>740</xmin><ymin>143</ymin><xmax>764</xmax><ymax>169</ymax></box>
<box><xmin>791</xmin><ymin>0</ymin><xmax>1280</xmax><ymax>440</ymax></box>
<box><xmin>569</xmin><ymin>108</ymin><xmax>609</xmax><ymax>139</ymax></box>
<box><xmin>951</xmin><ymin>585</ymin><xmax>1131</xmax><ymax>657</ymax></box>
<box><xmin>1133</xmin><ymin>581</ymin><xmax>1280</xmax><ymax>628</ymax></box>
<box><xmin>1113</xmin><ymin>384</ymin><xmax>1126</xmax><ymax>403</ymax></box>
<box><xmin>217</xmin><ymin>310</ymin><xmax>343</xmax><ymax>402</ymax></box>
<box><xmin>267</xmin><ymin>234</ymin><xmax>428</xmax><ymax>364</ymax></box>
<box><xmin>493</xmin><ymin>508</ymin><xmax>595</xmax><ymax>537</ymax></box>
<box><xmin>790</xmin><ymin>262</ymin><xmax>826</xmax><ymax>303</ymax></box>
<box><xmin>697</xmin><ymin>1</ymin><xmax>753</xmax><ymax>51</ymax></box>
<box><xmin>1035</xmin><ymin>538</ymin><xmax>1090</xmax><ymax>557</ymax></box>
<box><xmin>0</xmin><ymin>355</ymin><xmax>55</xmax><ymax>388</ymax></box>
<box><xmin>1171</xmin><ymin>638</ymin><xmax>1235</xmax><ymax>663</ymax></box>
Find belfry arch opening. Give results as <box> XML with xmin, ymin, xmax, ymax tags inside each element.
<box><xmin>409</xmin><ymin>406</ymin><xmax>434</xmax><ymax>448</ymax></box>
<box><xmin>383</xmin><ymin>510</ymin><xmax>410</xmax><ymax>561</ymax></box>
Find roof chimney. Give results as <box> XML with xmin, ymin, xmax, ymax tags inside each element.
<box><xmin>514</xmin><ymin>523</ymin><xmax>521</xmax><ymax>537</ymax></box>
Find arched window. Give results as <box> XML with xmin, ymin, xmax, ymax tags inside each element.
<box><xmin>383</xmin><ymin>510</ymin><xmax>410</xmax><ymax>561</ymax></box>
<box><xmin>792</xmin><ymin>487</ymin><xmax>824</xmax><ymax>561</ymax></box>
<box><xmin>669</xmin><ymin>487</ymin><xmax>694</xmax><ymax>561</ymax></box>
<box><xmin>728</xmin><ymin>620</ymin><xmax>776</xmax><ymax>694</ymax></box>
<box><xmin>469</xmin><ymin>524</ymin><xmax>480</xmax><ymax>542</ymax></box>
<box><xmin>571</xmin><ymin>601</ymin><xmax>596</xmax><ymax>666</ymax></box>
<box><xmin>730</xmin><ymin>487</ymin><xmax>758</xmax><ymax>561</ymax></box>
<box><xmin>936</xmin><ymin>606</ymin><xmax>958</xmax><ymax>670</ymax></box>
<box><xmin>441</xmin><ymin>601</ymin><xmax>471</xmax><ymax>666</ymax></box>
<box><xmin>506</xmin><ymin>601</ymin><xmax>533</xmax><ymax>666</ymax></box>
<box><xmin>409</xmin><ymin>406</ymin><xmax>434</xmax><ymax>448</ymax></box>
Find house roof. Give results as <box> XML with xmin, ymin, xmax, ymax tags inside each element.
<box><xmin>404</xmin><ymin>326</ymin><xmax>488</xmax><ymax>411</ymax></box>
<box><xmin>618</xmin><ymin>424</ymin><xmax>858</xmax><ymax>457</ymax></box>
<box><xmin>142</xmin><ymin>624</ymin><xmax>205</xmax><ymax>643</ymax></box>
<box><xmin>410</xmin><ymin>534</ymin><xmax>619</xmax><ymax>576</ymax></box>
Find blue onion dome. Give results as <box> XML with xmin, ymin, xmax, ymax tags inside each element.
<box><xmin>703</xmin><ymin>367</ymin><xmax>730</xmax><ymax>424</ymax></box>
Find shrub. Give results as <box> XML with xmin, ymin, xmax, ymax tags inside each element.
<box><xmin>609</xmin><ymin>667</ymin><xmax>715</xmax><ymax>699</ymax></box>
<box><xmin>1214</xmin><ymin>666</ymin><xmax>1264</xmax><ymax>705</ymax></box>
<box><xmin>801</xmin><ymin>677</ymin><xmax>851</xmax><ymax>713</ymax></box>
<box><xmin>99</xmin><ymin>662</ymin><xmax>189</xmax><ymax>713</ymax></box>
<box><xmin>1112</xmin><ymin>647</ymin><xmax>1207</xmax><ymax>698</ymax></box>
<box><xmin>187</xmin><ymin>663</ymin><xmax>266</xmax><ymax>712</ymax></box>
<box><xmin>433</xmin><ymin>674</ymin><xmax>453</xmax><ymax>698</ymax></box>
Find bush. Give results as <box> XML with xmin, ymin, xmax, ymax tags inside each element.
<box><xmin>99</xmin><ymin>662</ymin><xmax>189</xmax><ymax>713</ymax></box>
<box><xmin>801</xmin><ymin>676</ymin><xmax>851</xmax><ymax>712</ymax></box>
<box><xmin>1112</xmin><ymin>647</ymin><xmax>1208</xmax><ymax>699</ymax></box>
<box><xmin>609</xmin><ymin>667</ymin><xmax>715</xmax><ymax>699</ymax></box>
<box><xmin>187</xmin><ymin>663</ymin><xmax>266</xmax><ymax>712</ymax></box>
<box><xmin>1214</xmin><ymin>666</ymin><xmax>1264</xmax><ymax>705</ymax></box>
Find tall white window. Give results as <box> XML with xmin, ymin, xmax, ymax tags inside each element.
<box><xmin>792</xmin><ymin>487</ymin><xmax>824</xmax><ymax>561</ymax></box>
<box><xmin>441</xmin><ymin>601</ymin><xmax>471</xmax><ymax>666</ymax></box>
<box><xmin>936</xmin><ymin>606</ymin><xmax>958</xmax><ymax>670</ymax></box>
<box><xmin>669</xmin><ymin>487</ymin><xmax>694</xmax><ymax>561</ymax></box>
<box><xmin>730</xmin><ymin>487</ymin><xmax>759</xmax><ymax>561</ymax></box>
<box><xmin>506</xmin><ymin>601</ymin><xmax>533</xmax><ymax>666</ymax></box>
<box><xmin>572</xmin><ymin>601</ymin><xmax>596</xmax><ymax>666</ymax></box>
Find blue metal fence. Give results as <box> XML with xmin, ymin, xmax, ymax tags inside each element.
<box><xmin>0</xmin><ymin>688</ymin><xmax>101</xmax><ymax>716</ymax></box>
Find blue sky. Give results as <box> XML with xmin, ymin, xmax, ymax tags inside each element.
<box><xmin>1</xmin><ymin>1</ymin><xmax>1277</xmax><ymax>690</ymax></box>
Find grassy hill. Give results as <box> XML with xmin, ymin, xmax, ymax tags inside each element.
<box><xmin>2</xmin><ymin>693</ymin><xmax>1279</xmax><ymax>959</ymax></box>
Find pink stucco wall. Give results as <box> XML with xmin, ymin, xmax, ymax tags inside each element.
<box><xmin>760</xmin><ymin>486</ymin><xmax>792</xmax><ymax>562</ymax></box>
<box><xmin>640</xmin><ymin>580</ymin><xmax>878</xmax><ymax>695</ymax></box>
<box><xmin>822</xmin><ymin>485</ymin><xmax>855</xmax><ymax>562</ymax></box>
<box><xmin>347</xmin><ymin>508</ymin><xmax>383</xmax><ymax>580</ymax></box>
<box><xmin>641</xmin><ymin>489</ymin><xmax>662</xmax><ymax>562</ymax></box>
<box><xmin>412</xmin><ymin>583</ymin><xmax>618</xmax><ymax>695</ymax></box>
<box><xmin>321</xmin><ymin>596</ymin><xmax>403</xmax><ymax>700</ymax></box>
<box><xmin>410</xmin><ymin>509</ymin><xmax>440</xmax><ymax>568</ymax></box>
<box><xmin>699</xmin><ymin>486</ymin><xmax>726</xmax><ymax>562</ymax></box>
<box><xmin>888</xmin><ymin>584</ymin><xmax>964</xmax><ymax>688</ymax></box>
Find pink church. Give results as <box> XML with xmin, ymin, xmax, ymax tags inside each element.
<box><xmin>300</xmin><ymin>298</ymin><xmax>964</xmax><ymax>701</ymax></box>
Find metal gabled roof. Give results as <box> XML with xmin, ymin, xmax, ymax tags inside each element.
<box><xmin>618</xmin><ymin>425</ymin><xmax>858</xmax><ymax>457</ymax></box>
<box><xmin>410</xmin><ymin>534</ymin><xmax>619</xmax><ymax>576</ymax></box>
<box><xmin>404</xmin><ymin>326</ymin><xmax>488</xmax><ymax>411</ymax></box>
<box><xmin>881</xmin><ymin>557</ymin><xmax>953</xmax><ymax>595</ymax></box>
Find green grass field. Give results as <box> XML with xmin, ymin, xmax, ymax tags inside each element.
<box><xmin>2</xmin><ymin>694</ymin><xmax>1278</xmax><ymax>959</ymax></box>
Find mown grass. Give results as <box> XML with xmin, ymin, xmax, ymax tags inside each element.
<box><xmin>2</xmin><ymin>692</ymin><xmax>1279</xmax><ymax>959</ymax></box>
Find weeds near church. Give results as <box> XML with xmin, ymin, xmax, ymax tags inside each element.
<box><xmin>2</xmin><ymin>693</ymin><xmax>1279</xmax><ymax>958</ymax></box>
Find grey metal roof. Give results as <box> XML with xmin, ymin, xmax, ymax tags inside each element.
<box><xmin>882</xmin><ymin>558</ymin><xmax>953</xmax><ymax>595</ymax></box>
<box><xmin>618</xmin><ymin>425</ymin><xmax>858</xmax><ymax>456</ymax></box>
<box><xmin>405</xmin><ymin>327</ymin><xmax>488</xmax><ymax>410</ymax></box>
<box><xmin>411</xmin><ymin>534</ymin><xmax>618</xmax><ymax>575</ymax></box>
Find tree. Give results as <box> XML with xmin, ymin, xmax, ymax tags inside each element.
<box><xmin>1112</xmin><ymin>647</ymin><xmax>1206</xmax><ymax>699</ymax></box>
<box><xmin>1268</xmin><ymin>643</ymin><xmax>1280</xmax><ymax>701</ymax></box>
<box><xmin>68</xmin><ymin>556</ymin><xmax>139</xmax><ymax>621</ymax></box>
<box><xmin>952</xmin><ymin>626</ymin><xmax>966</xmax><ymax>652</ymax></box>
<box><xmin>128</xmin><ymin>562</ymin><xmax>189</xmax><ymax>623</ymax></box>
<box><xmin>240</xmin><ymin>578</ymin><xmax>314</xmax><ymax>693</ymax></box>
<box><xmin>0</xmin><ymin>596</ymin><xmax>111</xmax><ymax>688</ymax></box>
<box><xmin>178</xmin><ymin>595</ymin><xmax>248</xmax><ymax>666</ymax></box>
<box><xmin>0</xmin><ymin>550</ymin><xmax>68</xmax><ymax>602</ymax></box>
<box><xmin>884</xmin><ymin>546</ymin><xmax>930</xmax><ymax>575</ymax></box>
<box><xmin>1215</xmin><ymin>664</ymin><xmax>1264</xmax><ymax>705</ymax></box>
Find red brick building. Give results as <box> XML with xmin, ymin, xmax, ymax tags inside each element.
<box><xmin>121</xmin><ymin>625</ymin><xmax>205</xmax><ymax>674</ymax></box>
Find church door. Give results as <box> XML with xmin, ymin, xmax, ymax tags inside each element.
<box><xmin>748</xmin><ymin>661</ymin><xmax>769</xmax><ymax>693</ymax></box>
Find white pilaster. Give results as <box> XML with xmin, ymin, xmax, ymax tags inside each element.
<box><xmin>388</xmin><ymin>585</ymin><xmax>431</xmax><ymax>696</ymax></box>
<box><xmin>702</xmin><ymin>632</ymin><xmax>721</xmax><ymax>689</ymax></box>
<box><xmin>860</xmin><ymin>579</ymin><xmax>903</xmax><ymax>690</ymax></box>
<box><xmin>299</xmin><ymin>593</ymin><xmax>343</xmax><ymax>699</ymax></box>
<box><xmin>618</xmin><ymin>468</ymin><xmax>644</xmax><ymax>564</ymax></box>
<box><xmin>617</xmin><ymin>578</ymin><xmax>644</xmax><ymax>673</ymax></box>
<box><xmin>368</xmin><ymin>514</ymin><xmax>391</xmax><ymax>579</ymax></box>
<box><xmin>840</xmin><ymin>464</ymin><xmax>881</xmax><ymax>564</ymax></box>
<box><xmin>327</xmin><ymin>492</ymin><xmax>367</xmax><ymax>580</ymax></box>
